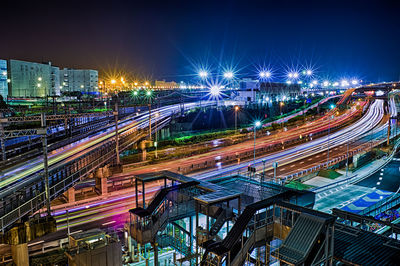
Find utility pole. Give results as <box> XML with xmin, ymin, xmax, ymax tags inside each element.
<box><xmin>327</xmin><ymin>116</ymin><xmax>331</xmax><ymax>165</ymax></box>
<box><xmin>40</xmin><ymin>113</ymin><xmax>51</xmax><ymax>216</ymax></box>
<box><xmin>148</xmin><ymin>102</ymin><xmax>152</xmax><ymax>141</ymax></box>
<box><xmin>0</xmin><ymin>112</ymin><xmax>5</xmax><ymax>161</ymax></box>
<box><xmin>262</xmin><ymin>159</ymin><xmax>266</xmax><ymax>179</ymax></box>
<box><xmin>155</xmin><ymin>112</ymin><xmax>159</xmax><ymax>159</ymax></box>
<box><xmin>387</xmin><ymin>118</ymin><xmax>391</xmax><ymax>146</ymax></box>
<box><xmin>273</xmin><ymin>162</ymin><xmax>278</xmax><ymax>183</ymax></box>
<box><xmin>67</xmin><ymin>210</ymin><xmax>70</xmax><ymax>246</ymax></box>
<box><xmin>234</xmin><ymin>106</ymin><xmax>239</xmax><ymax>133</ymax></box>
<box><xmin>114</xmin><ymin>96</ymin><xmax>120</xmax><ymax>165</ymax></box>
<box><xmin>346</xmin><ymin>142</ymin><xmax>349</xmax><ymax>177</ymax></box>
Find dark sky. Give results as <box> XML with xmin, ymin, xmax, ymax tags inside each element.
<box><xmin>2</xmin><ymin>0</ymin><xmax>400</xmax><ymax>82</ymax></box>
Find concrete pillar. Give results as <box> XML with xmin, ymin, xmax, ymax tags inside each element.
<box><xmin>11</xmin><ymin>243</ymin><xmax>29</xmax><ymax>266</ymax></box>
<box><xmin>103</xmin><ymin>165</ymin><xmax>111</xmax><ymax>178</ymax></box>
<box><xmin>353</xmin><ymin>154</ymin><xmax>361</xmax><ymax>168</ymax></box>
<box><xmin>66</xmin><ymin>187</ymin><xmax>75</xmax><ymax>203</ymax></box>
<box><xmin>139</xmin><ymin>141</ymin><xmax>147</xmax><ymax>161</ymax></box>
<box><xmin>95</xmin><ymin>167</ymin><xmax>107</xmax><ymax>195</ymax></box>
<box><xmin>128</xmin><ymin>236</ymin><xmax>135</xmax><ymax>261</ymax></box>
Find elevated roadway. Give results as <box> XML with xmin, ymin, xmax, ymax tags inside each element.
<box><xmin>0</xmin><ymin>101</ymin><xmax>216</xmax><ymax>232</ymax></box>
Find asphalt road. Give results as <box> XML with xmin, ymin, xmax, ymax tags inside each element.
<box><xmin>356</xmin><ymin>154</ymin><xmax>400</xmax><ymax>192</ymax></box>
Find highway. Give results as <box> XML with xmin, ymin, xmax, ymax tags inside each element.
<box><xmin>0</xmin><ymin>101</ymin><xmax>224</xmax><ymax>233</ymax></box>
<box><xmin>46</xmin><ymin>100</ymin><xmax>380</xmax><ymax>227</ymax></box>
<box><xmin>0</xmin><ymin>102</ymin><xmax>215</xmax><ymax>191</ymax></box>
<box><xmin>122</xmin><ymin>99</ymin><xmax>381</xmax><ymax>181</ymax></box>
<box><xmin>196</xmin><ymin>100</ymin><xmax>387</xmax><ymax>180</ymax></box>
<box><xmin>0</xmin><ymin>95</ymin><xmax>394</xmax><ymax>260</ymax></box>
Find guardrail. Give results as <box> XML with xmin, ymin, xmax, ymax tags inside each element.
<box><xmin>310</xmin><ymin>136</ymin><xmax>400</xmax><ymax>195</ymax></box>
<box><xmin>0</xmin><ymin>102</ymin><xmax>206</xmax><ymax>232</ymax></box>
<box><xmin>0</xmin><ymin>131</ymin><xmax>146</xmax><ymax>232</ymax></box>
<box><xmin>359</xmin><ymin>193</ymin><xmax>400</xmax><ymax>217</ymax></box>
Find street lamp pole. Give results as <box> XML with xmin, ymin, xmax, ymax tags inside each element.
<box><xmin>280</xmin><ymin>102</ymin><xmax>284</xmax><ymax>129</ymax></box>
<box><xmin>327</xmin><ymin>116</ymin><xmax>331</xmax><ymax>165</ymax></box>
<box><xmin>253</xmin><ymin>121</ymin><xmax>261</xmax><ymax>166</ymax></box>
<box><xmin>155</xmin><ymin>112</ymin><xmax>159</xmax><ymax>158</ymax></box>
<box><xmin>327</xmin><ymin>105</ymin><xmax>335</xmax><ymax>165</ymax></box>
<box><xmin>40</xmin><ymin>113</ymin><xmax>51</xmax><ymax>216</ymax></box>
<box><xmin>147</xmin><ymin>91</ymin><xmax>152</xmax><ymax>141</ymax></box>
<box><xmin>234</xmin><ymin>106</ymin><xmax>239</xmax><ymax>133</ymax></box>
<box><xmin>346</xmin><ymin>141</ymin><xmax>349</xmax><ymax>177</ymax></box>
<box><xmin>114</xmin><ymin>96</ymin><xmax>120</xmax><ymax>165</ymax></box>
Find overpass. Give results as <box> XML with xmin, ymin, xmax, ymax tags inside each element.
<box><xmin>0</xmin><ymin>100</ymin><xmax>216</xmax><ymax>234</ymax></box>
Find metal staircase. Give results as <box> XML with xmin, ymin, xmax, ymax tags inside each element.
<box><xmin>130</xmin><ymin>181</ymin><xmax>199</xmax><ymax>244</ymax></box>
<box><xmin>209</xmin><ymin>208</ymin><xmax>234</xmax><ymax>237</ymax></box>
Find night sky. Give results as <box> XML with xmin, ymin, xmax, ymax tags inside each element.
<box><xmin>2</xmin><ymin>0</ymin><xmax>400</xmax><ymax>82</ymax></box>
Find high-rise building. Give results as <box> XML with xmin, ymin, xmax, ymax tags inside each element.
<box><xmin>0</xmin><ymin>60</ymin><xmax>8</xmax><ymax>99</ymax></box>
<box><xmin>51</xmin><ymin>66</ymin><xmax>61</xmax><ymax>96</ymax></box>
<box><xmin>2</xmin><ymin>59</ymin><xmax>98</xmax><ymax>98</ymax></box>
<box><xmin>59</xmin><ymin>68</ymin><xmax>98</xmax><ymax>94</ymax></box>
<box><xmin>7</xmin><ymin>59</ymin><xmax>57</xmax><ymax>98</ymax></box>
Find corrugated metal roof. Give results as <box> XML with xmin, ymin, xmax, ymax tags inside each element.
<box><xmin>334</xmin><ymin>223</ymin><xmax>400</xmax><ymax>265</ymax></box>
<box><xmin>272</xmin><ymin>213</ymin><xmax>326</xmax><ymax>265</ymax></box>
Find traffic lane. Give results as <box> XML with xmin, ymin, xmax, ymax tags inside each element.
<box><xmin>0</xmin><ymin>101</ymin><xmax>204</xmax><ymax>185</ymax></box>
<box><xmin>262</xmin><ymin>140</ymin><xmax>374</xmax><ymax>178</ymax></box>
<box><xmin>119</xmin><ymin>111</ymin><xmax>361</xmax><ymax>177</ymax></box>
<box><xmin>356</xmin><ymin>158</ymin><xmax>400</xmax><ymax>192</ymax></box>
<box><xmin>192</xmin><ymin>100</ymin><xmax>383</xmax><ymax>179</ymax></box>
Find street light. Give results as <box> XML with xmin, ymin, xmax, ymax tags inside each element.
<box><xmin>210</xmin><ymin>85</ymin><xmax>221</xmax><ymax>97</ymax></box>
<box><xmin>234</xmin><ymin>106</ymin><xmax>239</xmax><ymax>133</ymax></box>
<box><xmin>146</xmin><ymin>90</ymin><xmax>153</xmax><ymax>140</ymax></box>
<box><xmin>280</xmin><ymin>101</ymin><xmax>284</xmax><ymax>128</ymax></box>
<box><xmin>306</xmin><ymin>69</ymin><xmax>312</xmax><ymax>76</ymax></box>
<box><xmin>259</xmin><ymin>71</ymin><xmax>271</xmax><ymax>79</ymax></box>
<box><xmin>253</xmin><ymin>120</ymin><xmax>261</xmax><ymax>166</ymax></box>
<box><xmin>341</xmin><ymin>79</ymin><xmax>349</xmax><ymax>87</ymax></box>
<box><xmin>223</xmin><ymin>71</ymin><xmax>234</xmax><ymax>79</ymax></box>
<box><xmin>199</xmin><ymin>70</ymin><xmax>208</xmax><ymax>79</ymax></box>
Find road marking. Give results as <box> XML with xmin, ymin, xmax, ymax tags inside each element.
<box><xmin>102</xmin><ymin>220</ymin><xmax>116</xmax><ymax>226</ymax></box>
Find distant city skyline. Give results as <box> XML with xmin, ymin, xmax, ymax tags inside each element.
<box><xmin>1</xmin><ymin>0</ymin><xmax>400</xmax><ymax>82</ymax></box>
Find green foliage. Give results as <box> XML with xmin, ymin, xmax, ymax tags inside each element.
<box><xmin>318</xmin><ymin>169</ymin><xmax>342</xmax><ymax>179</ymax></box>
<box><xmin>285</xmin><ymin>180</ymin><xmax>314</xmax><ymax>190</ymax></box>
